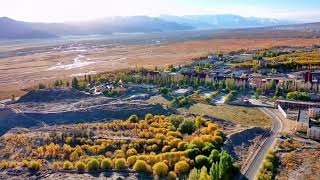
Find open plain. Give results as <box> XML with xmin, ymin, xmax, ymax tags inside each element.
<box><xmin>1</xmin><ymin>36</ymin><xmax>320</xmax><ymax>100</ymax></box>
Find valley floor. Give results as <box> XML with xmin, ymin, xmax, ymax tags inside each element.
<box><xmin>1</xmin><ymin>37</ymin><xmax>320</xmax><ymax>100</ymax></box>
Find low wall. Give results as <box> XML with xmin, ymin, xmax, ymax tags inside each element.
<box><xmin>278</xmin><ymin>104</ymin><xmax>287</xmax><ymax>119</ymax></box>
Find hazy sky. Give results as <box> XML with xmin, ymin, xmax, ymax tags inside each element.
<box><xmin>1</xmin><ymin>0</ymin><xmax>320</xmax><ymax>22</ymax></box>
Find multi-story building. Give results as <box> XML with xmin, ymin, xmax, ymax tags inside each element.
<box><xmin>296</xmin><ymin>108</ymin><xmax>320</xmax><ymax>140</ymax></box>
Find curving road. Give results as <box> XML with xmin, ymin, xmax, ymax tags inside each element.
<box><xmin>240</xmin><ymin>107</ymin><xmax>283</xmax><ymax>180</ymax></box>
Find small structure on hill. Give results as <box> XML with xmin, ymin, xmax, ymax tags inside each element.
<box><xmin>173</xmin><ymin>88</ymin><xmax>193</xmax><ymax>96</ymax></box>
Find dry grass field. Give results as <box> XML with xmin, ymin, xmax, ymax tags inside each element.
<box><xmin>178</xmin><ymin>103</ymin><xmax>272</xmax><ymax>128</ymax></box>
<box><xmin>1</xmin><ymin>37</ymin><xmax>320</xmax><ymax>99</ymax></box>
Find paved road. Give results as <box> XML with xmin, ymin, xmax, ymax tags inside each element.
<box><xmin>241</xmin><ymin>107</ymin><xmax>283</xmax><ymax>180</ymax></box>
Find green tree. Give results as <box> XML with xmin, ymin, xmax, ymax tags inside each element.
<box><xmin>266</xmin><ymin>80</ymin><xmax>276</xmax><ymax>91</ymax></box>
<box><xmin>218</xmin><ymin>151</ymin><xmax>233</xmax><ymax>179</ymax></box>
<box><xmin>179</xmin><ymin>119</ymin><xmax>197</xmax><ymax>134</ymax></box>
<box><xmin>54</xmin><ymin>80</ymin><xmax>61</xmax><ymax>87</ymax></box>
<box><xmin>225</xmin><ymin>79</ymin><xmax>236</xmax><ymax>91</ymax></box>
<box><xmin>209</xmin><ymin>149</ymin><xmax>220</xmax><ymax>163</ymax></box>
<box><xmin>128</xmin><ymin>114</ymin><xmax>139</xmax><ymax>123</ymax></box>
<box><xmin>210</xmin><ymin>162</ymin><xmax>219</xmax><ymax>180</ymax></box>
<box><xmin>186</xmin><ymin>148</ymin><xmax>201</xmax><ymax>159</ymax></box>
<box><xmin>195</xmin><ymin>155</ymin><xmax>209</xmax><ymax>168</ymax></box>
<box><xmin>11</xmin><ymin>95</ymin><xmax>15</xmax><ymax>101</ymax></box>
<box><xmin>287</xmin><ymin>91</ymin><xmax>311</xmax><ymax>101</ymax></box>
<box><xmin>255</xmin><ymin>88</ymin><xmax>262</xmax><ymax>99</ymax></box>
<box><xmin>169</xmin><ymin>115</ymin><xmax>184</xmax><ymax>128</ymax></box>
<box><xmin>71</xmin><ymin>77</ymin><xmax>79</xmax><ymax>89</ymax></box>
<box><xmin>38</xmin><ymin>83</ymin><xmax>46</xmax><ymax>89</ymax></box>
<box><xmin>160</xmin><ymin>87</ymin><xmax>169</xmax><ymax>95</ymax></box>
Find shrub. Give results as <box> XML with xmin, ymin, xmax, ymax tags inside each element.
<box><xmin>28</xmin><ymin>160</ymin><xmax>40</xmax><ymax>171</ymax></box>
<box><xmin>101</xmin><ymin>158</ymin><xmax>112</xmax><ymax>170</ymax></box>
<box><xmin>287</xmin><ymin>91</ymin><xmax>311</xmax><ymax>101</ymax></box>
<box><xmin>153</xmin><ymin>162</ymin><xmax>169</xmax><ymax>177</ymax></box>
<box><xmin>0</xmin><ymin>161</ymin><xmax>9</xmax><ymax>169</ymax></box>
<box><xmin>9</xmin><ymin>162</ymin><xmax>17</xmax><ymax>168</ymax></box>
<box><xmin>195</xmin><ymin>155</ymin><xmax>209</xmax><ymax>168</ymax></box>
<box><xmin>202</xmin><ymin>143</ymin><xmax>215</xmax><ymax>156</ymax></box>
<box><xmin>87</xmin><ymin>158</ymin><xmax>100</xmax><ymax>171</ymax></box>
<box><xmin>214</xmin><ymin>130</ymin><xmax>224</xmax><ymax>138</ymax></box>
<box><xmin>115</xmin><ymin>149</ymin><xmax>126</xmax><ymax>158</ymax></box>
<box><xmin>155</xmin><ymin>133</ymin><xmax>166</xmax><ymax>140</ymax></box>
<box><xmin>145</xmin><ymin>113</ymin><xmax>153</xmax><ymax>121</ymax></box>
<box><xmin>174</xmin><ymin>161</ymin><xmax>190</xmax><ymax>175</ymax></box>
<box><xmin>75</xmin><ymin>161</ymin><xmax>86</xmax><ymax>172</ymax></box>
<box><xmin>167</xmin><ymin>131</ymin><xmax>182</xmax><ymax>137</ymax></box>
<box><xmin>127</xmin><ymin>156</ymin><xmax>137</xmax><ymax>167</ymax></box>
<box><xmin>63</xmin><ymin>160</ymin><xmax>74</xmax><ymax>170</ymax></box>
<box><xmin>128</xmin><ymin>115</ymin><xmax>139</xmax><ymax>123</ymax></box>
<box><xmin>162</xmin><ymin>145</ymin><xmax>171</xmax><ymax>153</ymax></box>
<box><xmin>169</xmin><ymin>115</ymin><xmax>184</xmax><ymax>128</ymax></box>
<box><xmin>187</xmin><ymin>143</ymin><xmax>198</xmax><ymax>149</ymax></box>
<box><xmin>213</xmin><ymin>136</ymin><xmax>223</xmax><ymax>145</ymax></box>
<box><xmin>191</xmin><ymin>138</ymin><xmax>205</xmax><ymax>149</ymax></box>
<box><xmin>65</xmin><ymin>137</ymin><xmax>73</xmax><ymax>144</ymax></box>
<box><xmin>21</xmin><ymin>160</ymin><xmax>29</xmax><ymax>167</ymax></box>
<box><xmin>127</xmin><ymin>148</ymin><xmax>138</xmax><ymax>156</ymax></box>
<box><xmin>114</xmin><ymin>158</ymin><xmax>127</xmax><ymax>169</ymax></box>
<box><xmin>179</xmin><ymin>120</ymin><xmax>197</xmax><ymax>134</ymax></box>
<box><xmin>160</xmin><ymin>88</ymin><xmax>169</xmax><ymax>95</ymax></box>
<box><xmin>177</xmin><ymin>141</ymin><xmax>187</xmax><ymax>151</ymax></box>
<box><xmin>265</xmin><ymin>153</ymin><xmax>275</xmax><ymax>163</ymax></box>
<box><xmin>133</xmin><ymin>160</ymin><xmax>148</xmax><ymax>172</ymax></box>
<box><xmin>186</xmin><ymin>148</ymin><xmax>200</xmax><ymax>159</ymax></box>
<box><xmin>263</xmin><ymin>161</ymin><xmax>273</xmax><ymax>171</ymax></box>
<box><xmin>168</xmin><ymin>171</ymin><xmax>178</xmax><ymax>180</ymax></box>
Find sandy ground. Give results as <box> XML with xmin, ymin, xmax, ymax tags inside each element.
<box><xmin>1</xmin><ymin>38</ymin><xmax>320</xmax><ymax>99</ymax></box>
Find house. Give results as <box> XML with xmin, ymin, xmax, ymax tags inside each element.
<box><xmin>296</xmin><ymin>108</ymin><xmax>320</xmax><ymax>140</ymax></box>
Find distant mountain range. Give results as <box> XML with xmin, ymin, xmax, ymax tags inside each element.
<box><xmin>0</xmin><ymin>16</ymin><xmax>192</xmax><ymax>39</ymax></box>
<box><xmin>159</xmin><ymin>14</ymin><xmax>297</xmax><ymax>29</ymax></box>
<box><xmin>0</xmin><ymin>15</ymin><xmax>307</xmax><ymax>39</ymax></box>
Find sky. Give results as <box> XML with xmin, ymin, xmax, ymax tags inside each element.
<box><xmin>1</xmin><ymin>0</ymin><xmax>320</xmax><ymax>23</ymax></box>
